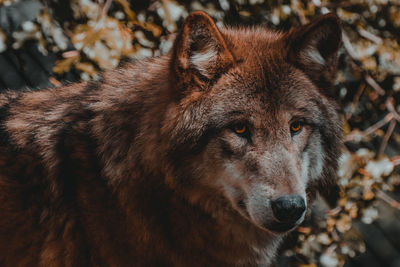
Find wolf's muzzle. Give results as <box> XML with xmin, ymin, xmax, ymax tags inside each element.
<box><xmin>271</xmin><ymin>195</ymin><xmax>306</xmax><ymax>223</ymax></box>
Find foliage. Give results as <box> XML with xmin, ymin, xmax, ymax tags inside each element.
<box><xmin>1</xmin><ymin>0</ymin><xmax>163</xmax><ymax>80</ymax></box>
<box><xmin>0</xmin><ymin>0</ymin><xmax>399</xmax><ymax>266</ymax></box>
<box><xmin>0</xmin><ymin>0</ymin><xmax>18</xmax><ymax>5</ymax></box>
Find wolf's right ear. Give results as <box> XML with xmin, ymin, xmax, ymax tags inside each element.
<box><xmin>286</xmin><ymin>13</ymin><xmax>342</xmax><ymax>90</ymax></box>
<box><xmin>172</xmin><ymin>11</ymin><xmax>235</xmax><ymax>88</ymax></box>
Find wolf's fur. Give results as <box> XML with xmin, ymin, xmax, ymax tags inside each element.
<box><xmin>0</xmin><ymin>12</ymin><xmax>342</xmax><ymax>266</ymax></box>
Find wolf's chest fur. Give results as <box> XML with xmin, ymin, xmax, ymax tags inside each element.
<box><xmin>0</xmin><ymin>11</ymin><xmax>342</xmax><ymax>266</ymax></box>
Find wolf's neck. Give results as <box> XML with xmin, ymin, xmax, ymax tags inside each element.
<box><xmin>111</xmin><ymin>174</ymin><xmax>281</xmax><ymax>266</ymax></box>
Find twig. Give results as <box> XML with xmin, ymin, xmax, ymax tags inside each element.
<box><xmin>314</xmin><ymin>0</ymin><xmax>366</xmax><ymax>8</ymax></box>
<box><xmin>378</xmin><ymin>119</ymin><xmax>396</xmax><ymax>157</ymax></box>
<box><xmin>358</xmin><ymin>28</ymin><xmax>382</xmax><ymax>45</ymax></box>
<box><xmin>362</xmin><ymin>113</ymin><xmax>393</xmax><ymax>136</ymax></box>
<box><xmin>386</xmin><ymin>97</ymin><xmax>400</xmax><ymax>123</ymax></box>
<box><xmin>62</xmin><ymin>50</ymin><xmax>79</xmax><ymax>58</ymax></box>
<box><xmin>342</xmin><ymin>32</ymin><xmax>386</xmax><ymax>96</ymax></box>
<box><xmin>391</xmin><ymin>156</ymin><xmax>400</xmax><ymax>166</ymax></box>
<box><xmin>327</xmin><ymin>206</ymin><xmax>342</xmax><ymax>216</ymax></box>
<box><xmin>49</xmin><ymin>77</ymin><xmax>62</xmax><ymax>87</ymax></box>
<box><xmin>297</xmin><ymin>227</ymin><xmax>312</xmax><ymax>234</ymax></box>
<box><xmin>94</xmin><ymin>0</ymin><xmax>112</xmax><ymax>31</ymax></box>
<box><xmin>346</xmin><ymin>82</ymin><xmax>366</xmax><ymax>121</ymax></box>
<box><xmin>342</xmin><ymin>32</ymin><xmax>359</xmax><ymax>60</ymax></box>
<box><xmin>345</xmin><ymin>113</ymin><xmax>393</xmax><ymax>142</ymax></box>
<box><xmin>161</xmin><ymin>0</ymin><xmax>177</xmax><ymax>32</ymax></box>
<box><xmin>293</xmin><ymin>9</ymin><xmax>308</xmax><ymax>25</ymax></box>
<box><xmin>315</xmin><ymin>0</ymin><xmax>400</xmax><ymax>8</ymax></box>
<box><xmin>364</xmin><ymin>74</ymin><xmax>385</xmax><ymax>96</ymax></box>
<box><xmin>101</xmin><ymin>0</ymin><xmax>113</xmax><ymax>18</ymax></box>
<box><xmin>376</xmin><ymin>190</ymin><xmax>400</xmax><ymax>210</ymax></box>
<box><xmin>325</xmin><ymin>244</ymin><xmax>337</xmax><ymax>255</ymax></box>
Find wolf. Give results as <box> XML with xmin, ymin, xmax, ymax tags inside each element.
<box><xmin>0</xmin><ymin>11</ymin><xmax>342</xmax><ymax>266</ymax></box>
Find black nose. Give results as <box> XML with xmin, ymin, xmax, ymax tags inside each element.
<box><xmin>271</xmin><ymin>195</ymin><xmax>306</xmax><ymax>223</ymax></box>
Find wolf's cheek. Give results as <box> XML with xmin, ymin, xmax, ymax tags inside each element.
<box><xmin>300</xmin><ymin>131</ymin><xmax>325</xmax><ymax>185</ymax></box>
<box><xmin>291</xmin><ymin>125</ymin><xmax>324</xmax><ymax>183</ymax></box>
<box><xmin>216</xmin><ymin>161</ymin><xmax>266</xmax><ymax>223</ymax></box>
<box><xmin>290</xmin><ymin>124</ymin><xmax>311</xmax><ymax>153</ymax></box>
<box><xmin>217</xmin><ymin>163</ymin><xmax>248</xmax><ymax>205</ymax></box>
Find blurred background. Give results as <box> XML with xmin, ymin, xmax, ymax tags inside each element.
<box><xmin>0</xmin><ymin>0</ymin><xmax>399</xmax><ymax>266</ymax></box>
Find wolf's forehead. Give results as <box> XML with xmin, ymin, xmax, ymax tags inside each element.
<box><xmin>222</xmin><ymin>27</ymin><xmax>286</xmax><ymax>61</ymax></box>
<box><xmin>222</xmin><ymin>37</ymin><xmax>296</xmax><ymax>91</ymax></box>
<box><xmin>213</xmin><ymin>26</ymin><xmax>320</xmax><ymax>112</ymax></box>
<box><xmin>222</xmin><ymin>27</ymin><xmax>284</xmax><ymax>49</ymax></box>
<box><xmin>222</xmin><ymin>62</ymin><xmax>305</xmax><ymax>98</ymax></box>
<box><xmin>212</xmin><ymin>66</ymin><xmax>318</xmax><ymax>118</ymax></box>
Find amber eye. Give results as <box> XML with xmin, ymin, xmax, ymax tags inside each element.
<box><xmin>290</xmin><ymin>121</ymin><xmax>303</xmax><ymax>134</ymax></box>
<box><xmin>233</xmin><ymin>124</ymin><xmax>247</xmax><ymax>135</ymax></box>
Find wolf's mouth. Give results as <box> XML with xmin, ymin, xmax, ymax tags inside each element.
<box><xmin>232</xmin><ymin>197</ymin><xmax>304</xmax><ymax>234</ymax></box>
<box><xmin>234</xmin><ymin>199</ymin><xmax>303</xmax><ymax>234</ymax></box>
<box><xmin>263</xmin><ymin>222</ymin><xmax>298</xmax><ymax>233</ymax></box>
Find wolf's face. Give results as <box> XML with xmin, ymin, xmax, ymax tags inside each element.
<box><xmin>164</xmin><ymin>12</ymin><xmax>342</xmax><ymax>234</ymax></box>
<box><xmin>197</xmin><ymin>65</ymin><xmax>339</xmax><ymax>232</ymax></box>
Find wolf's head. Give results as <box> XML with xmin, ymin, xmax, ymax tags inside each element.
<box><xmin>162</xmin><ymin>11</ymin><xmax>342</xmax><ymax>234</ymax></box>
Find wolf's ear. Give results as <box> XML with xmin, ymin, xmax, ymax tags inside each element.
<box><xmin>287</xmin><ymin>13</ymin><xmax>342</xmax><ymax>89</ymax></box>
<box><xmin>172</xmin><ymin>11</ymin><xmax>235</xmax><ymax>87</ymax></box>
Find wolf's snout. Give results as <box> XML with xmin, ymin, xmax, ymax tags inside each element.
<box><xmin>271</xmin><ymin>195</ymin><xmax>306</xmax><ymax>223</ymax></box>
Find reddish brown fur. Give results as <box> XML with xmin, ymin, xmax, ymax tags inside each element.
<box><xmin>0</xmin><ymin>12</ymin><xmax>342</xmax><ymax>266</ymax></box>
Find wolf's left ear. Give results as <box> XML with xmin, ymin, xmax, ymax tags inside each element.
<box><xmin>172</xmin><ymin>11</ymin><xmax>235</xmax><ymax>88</ymax></box>
<box><xmin>287</xmin><ymin>13</ymin><xmax>342</xmax><ymax>89</ymax></box>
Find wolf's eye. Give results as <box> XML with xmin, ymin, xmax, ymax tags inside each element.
<box><xmin>233</xmin><ymin>123</ymin><xmax>248</xmax><ymax>136</ymax></box>
<box><xmin>290</xmin><ymin>121</ymin><xmax>303</xmax><ymax>135</ymax></box>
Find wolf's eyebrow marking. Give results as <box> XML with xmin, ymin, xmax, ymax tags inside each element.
<box><xmin>292</xmin><ymin>107</ymin><xmax>312</xmax><ymax>114</ymax></box>
<box><xmin>215</xmin><ymin>111</ymin><xmax>247</xmax><ymax>126</ymax></box>
<box><xmin>226</xmin><ymin>110</ymin><xmax>246</xmax><ymax>116</ymax></box>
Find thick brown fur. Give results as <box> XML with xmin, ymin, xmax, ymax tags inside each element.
<box><xmin>0</xmin><ymin>12</ymin><xmax>342</xmax><ymax>266</ymax></box>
